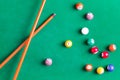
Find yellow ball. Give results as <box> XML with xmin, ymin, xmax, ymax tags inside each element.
<box><xmin>96</xmin><ymin>67</ymin><xmax>104</xmax><ymax>74</ymax></box>
<box><xmin>65</xmin><ymin>40</ymin><xmax>72</xmax><ymax>48</ymax></box>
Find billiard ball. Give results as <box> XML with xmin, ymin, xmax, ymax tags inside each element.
<box><xmin>109</xmin><ymin>44</ymin><xmax>116</xmax><ymax>52</ymax></box>
<box><xmin>81</xmin><ymin>27</ymin><xmax>89</xmax><ymax>35</ymax></box>
<box><xmin>45</xmin><ymin>58</ymin><xmax>52</xmax><ymax>66</ymax></box>
<box><xmin>64</xmin><ymin>40</ymin><xmax>72</xmax><ymax>48</ymax></box>
<box><xmin>90</xmin><ymin>46</ymin><xmax>99</xmax><ymax>54</ymax></box>
<box><xmin>86</xmin><ymin>12</ymin><xmax>94</xmax><ymax>20</ymax></box>
<box><xmin>87</xmin><ymin>38</ymin><xmax>95</xmax><ymax>46</ymax></box>
<box><xmin>75</xmin><ymin>3</ymin><xmax>83</xmax><ymax>10</ymax></box>
<box><xmin>101</xmin><ymin>51</ymin><xmax>109</xmax><ymax>58</ymax></box>
<box><xmin>107</xmin><ymin>64</ymin><xmax>114</xmax><ymax>72</ymax></box>
<box><xmin>85</xmin><ymin>64</ymin><xmax>93</xmax><ymax>71</ymax></box>
<box><xmin>96</xmin><ymin>67</ymin><xmax>104</xmax><ymax>74</ymax></box>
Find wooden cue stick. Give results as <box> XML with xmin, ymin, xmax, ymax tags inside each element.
<box><xmin>0</xmin><ymin>13</ymin><xmax>56</xmax><ymax>69</ymax></box>
<box><xmin>13</xmin><ymin>0</ymin><xmax>46</xmax><ymax>80</ymax></box>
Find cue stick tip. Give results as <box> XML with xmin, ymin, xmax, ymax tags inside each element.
<box><xmin>52</xmin><ymin>13</ymin><xmax>56</xmax><ymax>17</ymax></box>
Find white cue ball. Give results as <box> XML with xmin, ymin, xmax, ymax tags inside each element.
<box><xmin>81</xmin><ymin>27</ymin><xmax>89</xmax><ymax>35</ymax></box>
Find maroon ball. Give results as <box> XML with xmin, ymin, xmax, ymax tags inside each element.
<box><xmin>101</xmin><ymin>51</ymin><xmax>109</xmax><ymax>58</ymax></box>
<box><xmin>90</xmin><ymin>46</ymin><xmax>99</xmax><ymax>54</ymax></box>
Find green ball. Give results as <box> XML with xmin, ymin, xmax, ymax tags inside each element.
<box><xmin>87</xmin><ymin>38</ymin><xmax>95</xmax><ymax>45</ymax></box>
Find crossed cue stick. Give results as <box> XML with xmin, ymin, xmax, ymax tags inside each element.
<box><xmin>0</xmin><ymin>0</ymin><xmax>56</xmax><ymax>80</ymax></box>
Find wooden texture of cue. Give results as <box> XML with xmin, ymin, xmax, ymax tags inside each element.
<box><xmin>13</xmin><ymin>0</ymin><xmax>46</xmax><ymax>80</ymax></box>
<box><xmin>0</xmin><ymin>11</ymin><xmax>57</xmax><ymax>80</ymax></box>
<box><xmin>0</xmin><ymin>13</ymin><xmax>56</xmax><ymax>69</ymax></box>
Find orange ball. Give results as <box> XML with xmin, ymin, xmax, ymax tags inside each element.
<box><xmin>85</xmin><ymin>64</ymin><xmax>93</xmax><ymax>71</ymax></box>
<box><xmin>75</xmin><ymin>3</ymin><xmax>83</xmax><ymax>10</ymax></box>
<box><xmin>109</xmin><ymin>44</ymin><xmax>116</xmax><ymax>52</ymax></box>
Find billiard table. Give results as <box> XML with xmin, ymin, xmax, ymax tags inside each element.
<box><xmin>0</xmin><ymin>0</ymin><xmax>120</xmax><ymax>80</ymax></box>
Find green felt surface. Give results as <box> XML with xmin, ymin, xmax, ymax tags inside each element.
<box><xmin>0</xmin><ymin>0</ymin><xmax>120</xmax><ymax>80</ymax></box>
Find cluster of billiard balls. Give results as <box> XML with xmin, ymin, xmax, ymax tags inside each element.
<box><xmin>64</xmin><ymin>37</ymin><xmax>116</xmax><ymax>75</ymax></box>
<box><xmin>85</xmin><ymin>39</ymin><xmax>116</xmax><ymax>74</ymax></box>
<box><xmin>44</xmin><ymin>3</ymin><xmax>117</xmax><ymax>75</ymax></box>
<box><xmin>90</xmin><ymin>44</ymin><xmax>116</xmax><ymax>58</ymax></box>
<box><xmin>85</xmin><ymin>64</ymin><xmax>114</xmax><ymax>74</ymax></box>
<box><xmin>64</xmin><ymin>40</ymin><xmax>116</xmax><ymax>75</ymax></box>
<box><xmin>64</xmin><ymin>2</ymin><xmax>117</xmax><ymax>75</ymax></box>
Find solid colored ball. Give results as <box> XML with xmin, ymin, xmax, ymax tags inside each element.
<box><xmin>87</xmin><ymin>38</ymin><xmax>95</xmax><ymax>46</ymax></box>
<box><xmin>96</xmin><ymin>67</ymin><xmax>104</xmax><ymax>74</ymax></box>
<box><xmin>90</xmin><ymin>46</ymin><xmax>99</xmax><ymax>54</ymax></box>
<box><xmin>75</xmin><ymin>3</ymin><xmax>83</xmax><ymax>10</ymax></box>
<box><xmin>81</xmin><ymin>27</ymin><xmax>89</xmax><ymax>35</ymax></box>
<box><xmin>85</xmin><ymin>64</ymin><xmax>93</xmax><ymax>71</ymax></box>
<box><xmin>65</xmin><ymin>40</ymin><xmax>72</xmax><ymax>48</ymax></box>
<box><xmin>45</xmin><ymin>58</ymin><xmax>52</xmax><ymax>66</ymax></box>
<box><xmin>109</xmin><ymin>44</ymin><xmax>116</xmax><ymax>52</ymax></box>
<box><xmin>101</xmin><ymin>51</ymin><xmax>109</xmax><ymax>58</ymax></box>
<box><xmin>86</xmin><ymin>12</ymin><xmax>94</xmax><ymax>20</ymax></box>
<box><xmin>107</xmin><ymin>64</ymin><xmax>114</xmax><ymax>72</ymax></box>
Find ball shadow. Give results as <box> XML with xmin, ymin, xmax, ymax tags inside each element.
<box><xmin>83</xmin><ymin>14</ymin><xmax>87</xmax><ymax>19</ymax></box>
<box><xmin>78</xmin><ymin>28</ymin><xmax>82</xmax><ymax>35</ymax></box>
<box><xmin>82</xmin><ymin>65</ymin><xmax>86</xmax><ymax>71</ymax></box>
<box><xmin>41</xmin><ymin>59</ymin><xmax>45</xmax><ymax>65</ymax></box>
<box><xmin>106</xmin><ymin>46</ymin><xmax>109</xmax><ymax>51</ymax></box>
<box><xmin>93</xmin><ymin>68</ymin><xmax>97</xmax><ymax>74</ymax></box>
<box><xmin>84</xmin><ymin>39</ymin><xmax>87</xmax><ymax>45</ymax></box>
<box><xmin>62</xmin><ymin>42</ymin><xmax>65</xmax><ymax>47</ymax></box>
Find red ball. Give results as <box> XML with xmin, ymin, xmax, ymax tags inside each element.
<box><xmin>90</xmin><ymin>46</ymin><xmax>99</xmax><ymax>54</ymax></box>
<box><xmin>101</xmin><ymin>51</ymin><xmax>109</xmax><ymax>58</ymax></box>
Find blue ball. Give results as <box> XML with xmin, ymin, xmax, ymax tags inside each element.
<box><xmin>107</xmin><ymin>64</ymin><xmax>114</xmax><ymax>72</ymax></box>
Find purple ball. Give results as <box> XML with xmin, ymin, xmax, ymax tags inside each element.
<box><xmin>45</xmin><ymin>58</ymin><xmax>52</xmax><ymax>66</ymax></box>
<box><xmin>86</xmin><ymin>12</ymin><xmax>94</xmax><ymax>20</ymax></box>
<box><xmin>107</xmin><ymin>64</ymin><xmax>114</xmax><ymax>72</ymax></box>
